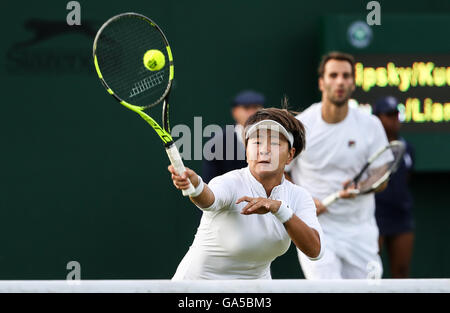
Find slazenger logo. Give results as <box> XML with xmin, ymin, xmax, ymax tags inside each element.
<box><xmin>129</xmin><ymin>72</ymin><xmax>164</xmax><ymax>98</ymax></box>
<box><xmin>6</xmin><ymin>19</ymin><xmax>98</xmax><ymax>74</ymax></box>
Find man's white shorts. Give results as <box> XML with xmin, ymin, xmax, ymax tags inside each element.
<box><xmin>297</xmin><ymin>247</ymin><xmax>383</xmax><ymax>279</ymax></box>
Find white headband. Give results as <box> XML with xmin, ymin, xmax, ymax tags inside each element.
<box><xmin>245</xmin><ymin>120</ymin><xmax>294</xmax><ymax>147</ymax></box>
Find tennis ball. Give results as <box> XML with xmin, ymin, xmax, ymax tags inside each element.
<box><xmin>143</xmin><ymin>49</ymin><xmax>165</xmax><ymax>71</ymax></box>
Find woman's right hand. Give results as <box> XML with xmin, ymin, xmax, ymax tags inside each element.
<box><xmin>168</xmin><ymin>165</ymin><xmax>199</xmax><ymax>191</ymax></box>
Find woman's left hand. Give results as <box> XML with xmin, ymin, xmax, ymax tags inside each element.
<box><xmin>236</xmin><ymin>196</ymin><xmax>282</xmax><ymax>215</ymax></box>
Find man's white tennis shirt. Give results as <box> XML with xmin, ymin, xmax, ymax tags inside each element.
<box><xmin>288</xmin><ymin>103</ymin><xmax>390</xmax><ymax>261</ymax></box>
<box><xmin>173</xmin><ymin>166</ymin><xmax>324</xmax><ymax>280</ymax></box>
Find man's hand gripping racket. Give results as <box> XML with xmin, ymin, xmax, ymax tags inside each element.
<box><xmin>321</xmin><ymin>140</ymin><xmax>406</xmax><ymax>207</ymax></box>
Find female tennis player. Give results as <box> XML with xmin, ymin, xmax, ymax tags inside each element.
<box><xmin>168</xmin><ymin>108</ymin><xmax>323</xmax><ymax>279</ymax></box>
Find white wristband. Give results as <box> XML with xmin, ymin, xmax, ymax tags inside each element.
<box><xmin>189</xmin><ymin>176</ymin><xmax>204</xmax><ymax>198</ymax></box>
<box><xmin>273</xmin><ymin>202</ymin><xmax>294</xmax><ymax>224</ymax></box>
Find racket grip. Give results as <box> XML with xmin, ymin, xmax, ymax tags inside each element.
<box><xmin>321</xmin><ymin>192</ymin><xmax>340</xmax><ymax>207</ymax></box>
<box><xmin>165</xmin><ymin>143</ymin><xmax>196</xmax><ymax>196</ymax></box>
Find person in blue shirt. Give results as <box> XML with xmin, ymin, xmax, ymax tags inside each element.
<box><xmin>373</xmin><ymin>96</ymin><xmax>415</xmax><ymax>278</ymax></box>
<box><xmin>202</xmin><ymin>90</ymin><xmax>265</xmax><ymax>183</ymax></box>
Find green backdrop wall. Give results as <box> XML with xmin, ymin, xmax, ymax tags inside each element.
<box><xmin>0</xmin><ymin>0</ymin><xmax>449</xmax><ymax>279</ymax></box>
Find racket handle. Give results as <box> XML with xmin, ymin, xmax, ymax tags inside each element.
<box><xmin>165</xmin><ymin>143</ymin><xmax>196</xmax><ymax>196</ymax></box>
<box><xmin>321</xmin><ymin>189</ymin><xmax>360</xmax><ymax>207</ymax></box>
<box><xmin>321</xmin><ymin>192</ymin><xmax>340</xmax><ymax>207</ymax></box>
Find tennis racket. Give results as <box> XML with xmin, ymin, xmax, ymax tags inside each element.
<box><xmin>93</xmin><ymin>12</ymin><xmax>195</xmax><ymax>196</ymax></box>
<box><xmin>321</xmin><ymin>140</ymin><xmax>406</xmax><ymax>207</ymax></box>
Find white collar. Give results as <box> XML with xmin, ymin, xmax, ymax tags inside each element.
<box><xmin>244</xmin><ymin>166</ymin><xmax>285</xmax><ymax>198</ymax></box>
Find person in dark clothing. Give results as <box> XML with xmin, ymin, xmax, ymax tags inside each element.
<box><xmin>202</xmin><ymin>90</ymin><xmax>265</xmax><ymax>183</ymax></box>
<box><xmin>373</xmin><ymin>96</ymin><xmax>415</xmax><ymax>278</ymax></box>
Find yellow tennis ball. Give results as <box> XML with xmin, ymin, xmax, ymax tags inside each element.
<box><xmin>143</xmin><ymin>49</ymin><xmax>165</xmax><ymax>71</ymax></box>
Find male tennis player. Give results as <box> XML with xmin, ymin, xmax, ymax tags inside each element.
<box><xmin>169</xmin><ymin>108</ymin><xmax>324</xmax><ymax>279</ymax></box>
<box><xmin>286</xmin><ymin>52</ymin><xmax>390</xmax><ymax>279</ymax></box>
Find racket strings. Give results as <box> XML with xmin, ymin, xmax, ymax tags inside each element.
<box><xmin>95</xmin><ymin>15</ymin><xmax>171</xmax><ymax>108</ymax></box>
<box><xmin>357</xmin><ymin>144</ymin><xmax>405</xmax><ymax>192</ymax></box>
<box><xmin>358</xmin><ymin>164</ymin><xmax>389</xmax><ymax>191</ymax></box>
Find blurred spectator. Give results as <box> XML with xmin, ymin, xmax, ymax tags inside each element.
<box><xmin>202</xmin><ymin>90</ymin><xmax>265</xmax><ymax>183</ymax></box>
<box><xmin>373</xmin><ymin>96</ymin><xmax>415</xmax><ymax>278</ymax></box>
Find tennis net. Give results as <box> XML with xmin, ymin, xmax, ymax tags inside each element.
<box><xmin>0</xmin><ymin>279</ymin><xmax>448</xmax><ymax>293</ymax></box>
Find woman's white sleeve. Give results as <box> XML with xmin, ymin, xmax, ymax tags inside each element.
<box><xmin>294</xmin><ymin>191</ymin><xmax>325</xmax><ymax>261</ymax></box>
<box><xmin>195</xmin><ymin>174</ymin><xmax>237</xmax><ymax>212</ymax></box>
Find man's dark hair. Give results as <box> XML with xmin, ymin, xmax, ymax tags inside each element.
<box><xmin>318</xmin><ymin>51</ymin><xmax>355</xmax><ymax>78</ymax></box>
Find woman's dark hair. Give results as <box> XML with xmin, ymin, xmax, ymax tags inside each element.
<box><xmin>243</xmin><ymin>105</ymin><xmax>306</xmax><ymax>158</ymax></box>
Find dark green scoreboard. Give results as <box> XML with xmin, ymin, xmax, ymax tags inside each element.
<box><xmin>321</xmin><ymin>15</ymin><xmax>450</xmax><ymax>171</ymax></box>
